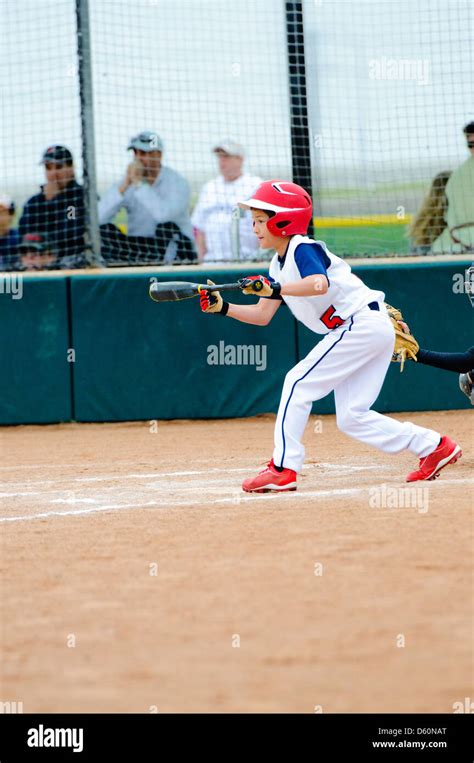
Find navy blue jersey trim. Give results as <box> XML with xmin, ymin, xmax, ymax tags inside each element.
<box><xmin>294</xmin><ymin>242</ymin><xmax>331</xmax><ymax>278</ymax></box>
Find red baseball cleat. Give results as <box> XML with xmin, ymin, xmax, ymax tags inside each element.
<box><xmin>406</xmin><ymin>435</ymin><xmax>462</xmax><ymax>482</ymax></box>
<box><xmin>242</xmin><ymin>459</ymin><xmax>297</xmax><ymax>493</ymax></box>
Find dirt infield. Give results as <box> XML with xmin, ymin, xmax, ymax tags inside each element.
<box><xmin>1</xmin><ymin>411</ymin><xmax>472</xmax><ymax>713</ymax></box>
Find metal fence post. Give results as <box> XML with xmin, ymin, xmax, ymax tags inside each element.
<box><xmin>76</xmin><ymin>0</ymin><xmax>102</xmax><ymax>266</ymax></box>
<box><xmin>285</xmin><ymin>1</ymin><xmax>314</xmax><ymax>237</ymax></box>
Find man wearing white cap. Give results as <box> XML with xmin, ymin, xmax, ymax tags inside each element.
<box><xmin>99</xmin><ymin>130</ymin><xmax>196</xmax><ymax>263</ymax></box>
<box><xmin>0</xmin><ymin>194</ymin><xmax>20</xmax><ymax>271</ymax></box>
<box><xmin>191</xmin><ymin>141</ymin><xmax>262</xmax><ymax>262</ymax></box>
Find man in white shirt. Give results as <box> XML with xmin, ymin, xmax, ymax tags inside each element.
<box><xmin>99</xmin><ymin>131</ymin><xmax>196</xmax><ymax>263</ymax></box>
<box><xmin>191</xmin><ymin>141</ymin><xmax>262</xmax><ymax>262</ymax></box>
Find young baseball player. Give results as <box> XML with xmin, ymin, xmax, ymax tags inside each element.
<box><xmin>199</xmin><ymin>180</ymin><xmax>462</xmax><ymax>492</ymax></box>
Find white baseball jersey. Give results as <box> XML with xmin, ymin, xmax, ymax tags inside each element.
<box><xmin>266</xmin><ymin>234</ymin><xmax>440</xmax><ymax>474</ymax></box>
<box><xmin>191</xmin><ymin>173</ymin><xmax>262</xmax><ymax>261</ymax></box>
<box><xmin>268</xmin><ymin>235</ymin><xmax>385</xmax><ymax>334</ymax></box>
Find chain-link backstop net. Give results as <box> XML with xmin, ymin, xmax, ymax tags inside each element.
<box><xmin>0</xmin><ymin>0</ymin><xmax>472</xmax><ymax>271</ymax></box>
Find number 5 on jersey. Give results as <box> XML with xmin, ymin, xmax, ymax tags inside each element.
<box><xmin>320</xmin><ymin>305</ymin><xmax>344</xmax><ymax>329</ymax></box>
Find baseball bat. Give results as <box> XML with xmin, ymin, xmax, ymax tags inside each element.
<box><xmin>149</xmin><ymin>279</ymin><xmax>253</xmax><ymax>303</ymax></box>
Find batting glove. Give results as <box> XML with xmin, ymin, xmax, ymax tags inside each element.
<box><xmin>199</xmin><ymin>279</ymin><xmax>229</xmax><ymax>315</ymax></box>
<box><xmin>241</xmin><ymin>275</ymin><xmax>281</xmax><ymax>298</ymax></box>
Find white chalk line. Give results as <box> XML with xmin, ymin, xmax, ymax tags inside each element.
<box><xmin>1</xmin><ymin>476</ymin><xmax>472</xmax><ymax>524</ymax></box>
<box><xmin>0</xmin><ymin>489</ymin><xmax>362</xmax><ymax>523</ymax></box>
<box><xmin>0</xmin><ymin>462</ymin><xmax>388</xmax><ymax>491</ymax></box>
<box><xmin>50</xmin><ymin>498</ymin><xmax>99</xmax><ymax>505</ymax></box>
<box><xmin>1</xmin><ymin>471</ymin><xmax>470</xmax><ymax>502</ymax></box>
<box><xmin>0</xmin><ymin>467</ymin><xmax>391</xmax><ymax>499</ymax></box>
<box><xmin>0</xmin><ymin>500</ymin><xmax>160</xmax><ymax>523</ymax></box>
<box><xmin>0</xmin><ymin>480</ymin><xmax>234</xmax><ymax>498</ymax></box>
<box><xmin>0</xmin><ymin>468</ymin><xmax>253</xmax><ymax>489</ymax></box>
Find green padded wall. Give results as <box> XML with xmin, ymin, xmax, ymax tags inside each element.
<box><xmin>0</xmin><ymin>262</ymin><xmax>470</xmax><ymax>426</ymax></box>
<box><xmin>0</xmin><ymin>276</ymin><xmax>72</xmax><ymax>424</ymax></box>
<box><xmin>70</xmin><ymin>270</ymin><xmax>297</xmax><ymax>421</ymax></box>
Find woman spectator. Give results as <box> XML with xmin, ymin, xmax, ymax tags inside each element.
<box><xmin>408</xmin><ymin>171</ymin><xmax>451</xmax><ymax>254</ymax></box>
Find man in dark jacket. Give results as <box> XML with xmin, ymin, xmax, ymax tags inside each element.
<box><xmin>19</xmin><ymin>146</ymin><xmax>86</xmax><ymax>268</ymax></box>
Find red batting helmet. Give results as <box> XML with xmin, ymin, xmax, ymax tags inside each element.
<box><xmin>238</xmin><ymin>180</ymin><xmax>312</xmax><ymax>237</ymax></box>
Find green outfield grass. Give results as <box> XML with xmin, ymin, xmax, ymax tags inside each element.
<box><xmin>113</xmin><ymin>211</ymin><xmax>409</xmax><ymax>257</ymax></box>
<box><xmin>315</xmin><ymin>223</ymin><xmax>410</xmax><ymax>256</ymax></box>
<box><xmin>12</xmin><ymin>206</ymin><xmax>409</xmax><ymax>259</ymax></box>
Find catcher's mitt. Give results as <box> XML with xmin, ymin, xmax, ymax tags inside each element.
<box><xmin>385</xmin><ymin>303</ymin><xmax>419</xmax><ymax>372</ymax></box>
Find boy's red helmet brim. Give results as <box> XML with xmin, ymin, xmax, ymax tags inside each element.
<box><xmin>238</xmin><ymin>180</ymin><xmax>313</xmax><ymax>236</ymax></box>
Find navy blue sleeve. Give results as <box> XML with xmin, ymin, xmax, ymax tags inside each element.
<box><xmin>294</xmin><ymin>242</ymin><xmax>331</xmax><ymax>280</ymax></box>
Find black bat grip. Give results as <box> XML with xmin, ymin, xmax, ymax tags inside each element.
<box><xmin>238</xmin><ymin>276</ymin><xmax>264</xmax><ymax>292</ymax></box>
<box><xmin>206</xmin><ymin>282</ymin><xmax>245</xmax><ymax>292</ymax></box>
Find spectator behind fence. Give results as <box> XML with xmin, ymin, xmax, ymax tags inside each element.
<box><xmin>0</xmin><ymin>194</ymin><xmax>20</xmax><ymax>271</ymax></box>
<box><xmin>408</xmin><ymin>171</ymin><xmax>451</xmax><ymax>254</ymax></box>
<box><xmin>99</xmin><ymin>130</ymin><xmax>196</xmax><ymax>264</ymax></box>
<box><xmin>191</xmin><ymin>141</ymin><xmax>262</xmax><ymax>262</ymax></box>
<box><xmin>18</xmin><ymin>232</ymin><xmax>55</xmax><ymax>271</ymax></box>
<box><xmin>18</xmin><ymin>146</ymin><xmax>87</xmax><ymax>268</ymax></box>
<box><xmin>431</xmin><ymin>122</ymin><xmax>474</xmax><ymax>253</ymax></box>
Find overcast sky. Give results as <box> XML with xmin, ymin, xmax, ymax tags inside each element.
<box><xmin>1</xmin><ymin>0</ymin><xmax>473</xmax><ymax>200</ymax></box>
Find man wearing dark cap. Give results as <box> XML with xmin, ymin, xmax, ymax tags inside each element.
<box><xmin>18</xmin><ymin>145</ymin><xmax>86</xmax><ymax>268</ymax></box>
<box><xmin>99</xmin><ymin>130</ymin><xmax>196</xmax><ymax>263</ymax></box>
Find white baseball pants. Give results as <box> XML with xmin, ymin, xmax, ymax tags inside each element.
<box><xmin>273</xmin><ymin>304</ymin><xmax>440</xmax><ymax>472</ymax></box>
